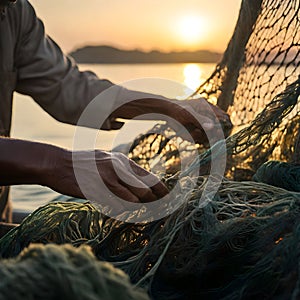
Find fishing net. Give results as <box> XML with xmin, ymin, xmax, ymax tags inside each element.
<box><xmin>1</xmin><ymin>187</ymin><xmax>300</xmax><ymax>299</ymax></box>
<box><xmin>0</xmin><ymin>0</ymin><xmax>300</xmax><ymax>299</ymax></box>
<box><xmin>0</xmin><ymin>242</ymin><xmax>149</xmax><ymax>300</ymax></box>
<box><xmin>129</xmin><ymin>0</ymin><xmax>300</xmax><ymax>182</ymax></box>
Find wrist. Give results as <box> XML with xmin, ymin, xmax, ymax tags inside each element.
<box><xmin>37</xmin><ymin>144</ymin><xmax>69</xmax><ymax>187</ymax></box>
<box><xmin>111</xmin><ymin>87</ymin><xmax>171</xmax><ymax>118</ymax></box>
<box><xmin>0</xmin><ymin>138</ymin><xmax>66</xmax><ymax>186</ymax></box>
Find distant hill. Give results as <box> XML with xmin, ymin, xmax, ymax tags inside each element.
<box><xmin>69</xmin><ymin>45</ymin><xmax>222</xmax><ymax>64</ymax></box>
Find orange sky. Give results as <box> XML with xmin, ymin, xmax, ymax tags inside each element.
<box><xmin>30</xmin><ymin>0</ymin><xmax>241</xmax><ymax>53</ymax></box>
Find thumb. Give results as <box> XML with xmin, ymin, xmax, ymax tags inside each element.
<box><xmin>110</xmin><ymin>120</ymin><xmax>125</xmax><ymax>130</ymax></box>
<box><xmin>101</xmin><ymin>118</ymin><xmax>125</xmax><ymax>130</ymax></box>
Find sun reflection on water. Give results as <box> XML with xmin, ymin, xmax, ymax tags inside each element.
<box><xmin>183</xmin><ymin>63</ymin><xmax>203</xmax><ymax>92</ymax></box>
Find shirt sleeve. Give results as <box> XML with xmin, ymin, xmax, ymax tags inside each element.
<box><xmin>14</xmin><ymin>0</ymin><xmax>117</xmax><ymax>129</ymax></box>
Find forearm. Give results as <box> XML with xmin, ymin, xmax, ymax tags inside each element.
<box><xmin>0</xmin><ymin>136</ymin><xmax>169</xmax><ymax>204</ymax></box>
<box><xmin>110</xmin><ymin>87</ymin><xmax>180</xmax><ymax>120</ymax></box>
<box><xmin>0</xmin><ymin>137</ymin><xmax>62</xmax><ymax>186</ymax></box>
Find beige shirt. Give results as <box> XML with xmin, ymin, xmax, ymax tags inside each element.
<box><xmin>0</xmin><ymin>0</ymin><xmax>117</xmax><ymax>221</ymax></box>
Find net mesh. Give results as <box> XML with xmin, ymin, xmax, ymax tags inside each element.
<box><xmin>129</xmin><ymin>0</ymin><xmax>300</xmax><ymax>181</ymax></box>
<box><xmin>1</xmin><ymin>0</ymin><xmax>300</xmax><ymax>299</ymax></box>
<box><xmin>0</xmin><ymin>243</ymin><xmax>149</xmax><ymax>300</ymax></box>
<box><xmin>1</xmin><ymin>187</ymin><xmax>300</xmax><ymax>299</ymax></box>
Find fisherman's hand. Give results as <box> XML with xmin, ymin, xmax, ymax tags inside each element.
<box><xmin>47</xmin><ymin>149</ymin><xmax>169</xmax><ymax>206</ymax></box>
<box><xmin>168</xmin><ymin>98</ymin><xmax>232</xmax><ymax>144</ymax></box>
<box><xmin>101</xmin><ymin>87</ymin><xmax>232</xmax><ymax>144</ymax></box>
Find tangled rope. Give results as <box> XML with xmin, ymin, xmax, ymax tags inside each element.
<box><xmin>1</xmin><ymin>179</ymin><xmax>300</xmax><ymax>299</ymax></box>
<box><xmin>0</xmin><ymin>0</ymin><xmax>300</xmax><ymax>299</ymax></box>
<box><xmin>0</xmin><ymin>243</ymin><xmax>149</xmax><ymax>300</ymax></box>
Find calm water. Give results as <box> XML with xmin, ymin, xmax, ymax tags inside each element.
<box><xmin>11</xmin><ymin>63</ymin><xmax>216</xmax><ymax>212</ymax></box>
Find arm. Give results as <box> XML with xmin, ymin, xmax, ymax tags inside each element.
<box><xmin>0</xmin><ymin>137</ymin><xmax>168</xmax><ymax>203</ymax></box>
<box><xmin>0</xmin><ymin>137</ymin><xmax>55</xmax><ymax>186</ymax></box>
<box><xmin>107</xmin><ymin>89</ymin><xmax>232</xmax><ymax>143</ymax></box>
<box><xmin>14</xmin><ymin>0</ymin><xmax>117</xmax><ymax>129</ymax></box>
<box><xmin>14</xmin><ymin>1</ymin><xmax>231</xmax><ymax>139</ymax></box>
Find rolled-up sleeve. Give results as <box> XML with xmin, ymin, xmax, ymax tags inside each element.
<box><xmin>14</xmin><ymin>0</ymin><xmax>115</xmax><ymax>128</ymax></box>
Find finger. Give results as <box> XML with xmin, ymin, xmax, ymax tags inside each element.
<box><xmin>181</xmin><ymin>109</ymin><xmax>217</xmax><ymax>132</ymax></box>
<box><xmin>101</xmin><ymin>119</ymin><xmax>125</xmax><ymax>130</ymax></box>
<box><xmin>118</xmin><ymin>167</ymin><xmax>162</xmax><ymax>203</ymax></box>
<box><xmin>209</xmin><ymin>104</ymin><xmax>232</xmax><ymax>125</ymax></box>
<box><xmin>190</xmin><ymin>99</ymin><xmax>228</xmax><ymax>125</ymax></box>
<box><xmin>120</xmin><ymin>176</ymin><xmax>157</xmax><ymax>203</ymax></box>
<box><xmin>116</xmin><ymin>154</ymin><xmax>169</xmax><ymax>200</ymax></box>
<box><xmin>109</xmin><ymin>183</ymin><xmax>140</xmax><ymax>203</ymax></box>
<box><xmin>150</xmin><ymin>181</ymin><xmax>169</xmax><ymax>199</ymax></box>
<box><xmin>111</xmin><ymin>159</ymin><xmax>158</xmax><ymax>202</ymax></box>
<box><xmin>190</xmin><ymin>128</ymin><xmax>208</xmax><ymax>144</ymax></box>
<box><xmin>127</xmin><ymin>160</ymin><xmax>169</xmax><ymax>199</ymax></box>
<box><xmin>110</xmin><ymin>120</ymin><xmax>125</xmax><ymax>130</ymax></box>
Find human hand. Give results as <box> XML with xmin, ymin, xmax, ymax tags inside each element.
<box><xmin>168</xmin><ymin>98</ymin><xmax>232</xmax><ymax>144</ymax></box>
<box><xmin>46</xmin><ymin>149</ymin><xmax>169</xmax><ymax>207</ymax></box>
<box><xmin>105</xmin><ymin>88</ymin><xmax>231</xmax><ymax>144</ymax></box>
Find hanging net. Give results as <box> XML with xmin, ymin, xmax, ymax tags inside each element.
<box><xmin>1</xmin><ymin>0</ymin><xmax>300</xmax><ymax>299</ymax></box>
<box><xmin>129</xmin><ymin>0</ymin><xmax>300</xmax><ymax>182</ymax></box>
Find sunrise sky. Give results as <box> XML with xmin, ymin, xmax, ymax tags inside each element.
<box><xmin>29</xmin><ymin>0</ymin><xmax>241</xmax><ymax>54</ymax></box>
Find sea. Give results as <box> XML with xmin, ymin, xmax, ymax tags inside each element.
<box><xmin>11</xmin><ymin>63</ymin><xmax>216</xmax><ymax>213</ymax></box>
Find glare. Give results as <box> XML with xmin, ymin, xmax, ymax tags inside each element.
<box><xmin>178</xmin><ymin>15</ymin><xmax>204</xmax><ymax>43</ymax></box>
<box><xmin>184</xmin><ymin>64</ymin><xmax>202</xmax><ymax>91</ymax></box>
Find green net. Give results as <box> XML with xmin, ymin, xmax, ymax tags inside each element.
<box><xmin>1</xmin><ymin>185</ymin><xmax>300</xmax><ymax>299</ymax></box>
<box><xmin>0</xmin><ymin>242</ymin><xmax>149</xmax><ymax>300</ymax></box>
<box><xmin>129</xmin><ymin>0</ymin><xmax>300</xmax><ymax>181</ymax></box>
<box><xmin>1</xmin><ymin>0</ymin><xmax>300</xmax><ymax>299</ymax></box>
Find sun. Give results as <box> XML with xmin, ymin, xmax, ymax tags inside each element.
<box><xmin>178</xmin><ymin>15</ymin><xmax>204</xmax><ymax>44</ymax></box>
